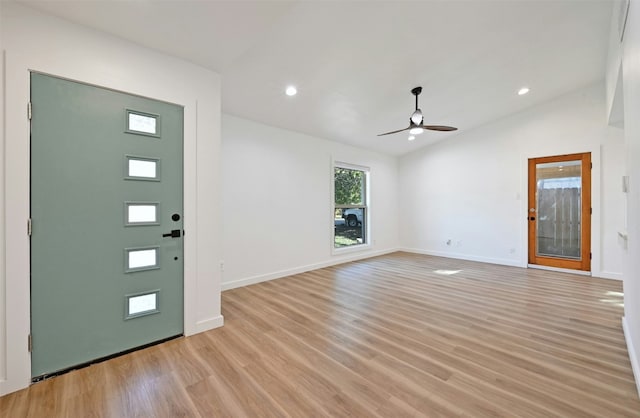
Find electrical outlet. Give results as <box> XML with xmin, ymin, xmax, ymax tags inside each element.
<box><xmin>219</xmin><ymin>261</ymin><xmax>225</xmax><ymax>272</ymax></box>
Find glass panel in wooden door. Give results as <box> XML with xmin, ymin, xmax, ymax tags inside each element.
<box><xmin>536</xmin><ymin>160</ymin><xmax>582</xmax><ymax>259</ymax></box>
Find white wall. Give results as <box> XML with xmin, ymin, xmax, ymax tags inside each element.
<box><xmin>621</xmin><ymin>0</ymin><xmax>640</xmax><ymax>398</ymax></box>
<box><xmin>606</xmin><ymin>0</ymin><xmax>626</xmax><ymax>126</ymax></box>
<box><xmin>399</xmin><ymin>83</ymin><xmax>625</xmax><ymax>279</ymax></box>
<box><xmin>221</xmin><ymin>114</ymin><xmax>399</xmax><ymax>289</ymax></box>
<box><xmin>1</xmin><ymin>3</ymin><xmax>223</xmax><ymax>396</ymax></box>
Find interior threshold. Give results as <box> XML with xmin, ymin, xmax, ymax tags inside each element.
<box><xmin>527</xmin><ymin>264</ymin><xmax>591</xmax><ymax>276</ymax></box>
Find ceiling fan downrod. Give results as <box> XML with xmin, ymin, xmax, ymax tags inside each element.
<box><xmin>411</xmin><ymin>86</ymin><xmax>422</xmax><ymax>111</ymax></box>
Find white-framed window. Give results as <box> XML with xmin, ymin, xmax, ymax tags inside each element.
<box><xmin>334</xmin><ymin>162</ymin><xmax>369</xmax><ymax>249</ymax></box>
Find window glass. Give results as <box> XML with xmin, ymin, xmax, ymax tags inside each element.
<box><xmin>334</xmin><ymin>166</ymin><xmax>368</xmax><ymax>248</ymax></box>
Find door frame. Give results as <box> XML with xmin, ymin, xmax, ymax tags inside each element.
<box><xmin>527</xmin><ymin>152</ymin><xmax>592</xmax><ymax>271</ymax></box>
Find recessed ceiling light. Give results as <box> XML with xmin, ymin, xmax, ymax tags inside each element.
<box><xmin>285</xmin><ymin>86</ymin><xmax>297</xmax><ymax>96</ymax></box>
<box><xmin>408</xmin><ymin>135</ymin><xmax>416</xmax><ymax>141</ymax></box>
<box><xmin>518</xmin><ymin>87</ymin><xmax>530</xmax><ymax>96</ymax></box>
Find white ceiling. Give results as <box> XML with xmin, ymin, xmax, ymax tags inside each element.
<box><xmin>18</xmin><ymin>0</ymin><xmax>614</xmax><ymax>156</ymax></box>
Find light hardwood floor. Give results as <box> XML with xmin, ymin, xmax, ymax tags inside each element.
<box><xmin>1</xmin><ymin>252</ymin><xmax>639</xmax><ymax>417</ymax></box>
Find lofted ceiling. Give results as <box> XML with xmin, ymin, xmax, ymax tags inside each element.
<box><xmin>17</xmin><ymin>0</ymin><xmax>614</xmax><ymax>156</ymax></box>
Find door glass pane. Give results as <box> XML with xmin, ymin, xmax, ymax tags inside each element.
<box><xmin>126</xmin><ymin>248</ymin><xmax>159</xmax><ymax>271</ymax></box>
<box><xmin>126</xmin><ymin>292</ymin><xmax>159</xmax><ymax>318</ymax></box>
<box><xmin>536</xmin><ymin>160</ymin><xmax>581</xmax><ymax>259</ymax></box>
<box><xmin>127</xmin><ymin>158</ymin><xmax>158</xmax><ymax>179</ymax></box>
<box><xmin>127</xmin><ymin>112</ymin><xmax>157</xmax><ymax>135</ymax></box>
<box><xmin>126</xmin><ymin>203</ymin><xmax>158</xmax><ymax>225</ymax></box>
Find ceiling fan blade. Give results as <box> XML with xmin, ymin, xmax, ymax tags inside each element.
<box><xmin>377</xmin><ymin>126</ymin><xmax>411</xmax><ymax>136</ymax></box>
<box><xmin>423</xmin><ymin>125</ymin><xmax>458</xmax><ymax>132</ymax></box>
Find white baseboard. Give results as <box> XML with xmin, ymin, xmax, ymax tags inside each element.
<box><xmin>0</xmin><ymin>378</ymin><xmax>30</xmax><ymax>398</ymax></box>
<box><xmin>400</xmin><ymin>247</ymin><xmax>523</xmax><ymax>268</ymax></box>
<box><xmin>221</xmin><ymin>248</ymin><xmax>399</xmax><ymax>291</ymax></box>
<box><xmin>527</xmin><ymin>265</ymin><xmax>623</xmax><ymax>280</ymax></box>
<box><xmin>622</xmin><ymin>316</ymin><xmax>640</xmax><ymax>399</ymax></box>
<box><xmin>593</xmin><ymin>271</ymin><xmax>623</xmax><ymax>281</ymax></box>
<box><xmin>189</xmin><ymin>315</ymin><xmax>224</xmax><ymax>335</ymax></box>
<box><xmin>399</xmin><ymin>248</ymin><xmax>623</xmax><ymax>280</ymax></box>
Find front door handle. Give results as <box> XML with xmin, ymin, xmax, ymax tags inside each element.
<box><xmin>162</xmin><ymin>229</ymin><xmax>181</xmax><ymax>238</ymax></box>
<box><xmin>529</xmin><ymin>217</ymin><xmax>536</xmax><ymax>221</ymax></box>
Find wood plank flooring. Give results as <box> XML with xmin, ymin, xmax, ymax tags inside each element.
<box><xmin>2</xmin><ymin>252</ymin><xmax>639</xmax><ymax>417</ymax></box>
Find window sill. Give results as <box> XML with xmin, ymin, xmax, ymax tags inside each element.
<box><xmin>332</xmin><ymin>243</ymin><xmax>371</xmax><ymax>256</ymax></box>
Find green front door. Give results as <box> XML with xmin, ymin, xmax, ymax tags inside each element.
<box><xmin>30</xmin><ymin>73</ymin><xmax>184</xmax><ymax>378</ymax></box>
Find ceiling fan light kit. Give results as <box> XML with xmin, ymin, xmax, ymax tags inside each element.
<box><xmin>378</xmin><ymin>86</ymin><xmax>457</xmax><ymax>137</ymax></box>
<box><xmin>410</xmin><ymin>109</ymin><xmax>423</xmax><ymax>125</ymax></box>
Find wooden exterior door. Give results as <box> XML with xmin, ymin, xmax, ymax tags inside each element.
<box><xmin>527</xmin><ymin>153</ymin><xmax>591</xmax><ymax>271</ymax></box>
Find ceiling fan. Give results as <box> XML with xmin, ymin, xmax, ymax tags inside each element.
<box><xmin>378</xmin><ymin>87</ymin><xmax>457</xmax><ymax>136</ymax></box>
